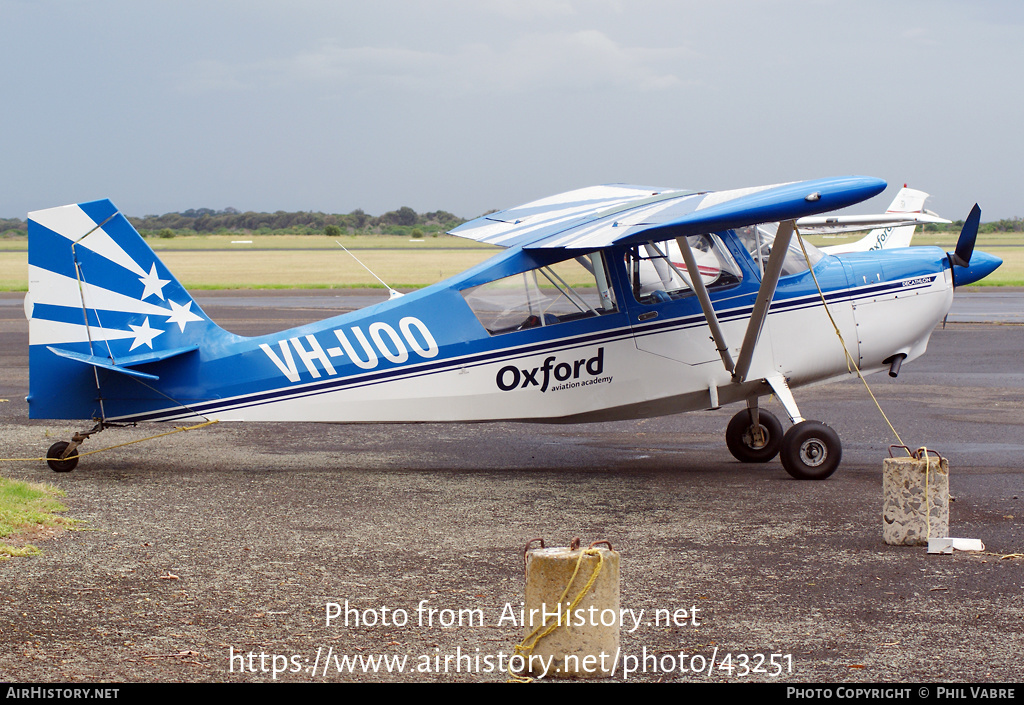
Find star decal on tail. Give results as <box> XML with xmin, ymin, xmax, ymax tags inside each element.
<box><xmin>139</xmin><ymin>263</ymin><xmax>170</xmax><ymax>301</ymax></box>
<box><xmin>165</xmin><ymin>300</ymin><xmax>203</xmax><ymax>332</ymax></box>
<box><xmin>128</xmin><ymin>317</ymin><xmax>163</xmax><ymax>351</ymax></box>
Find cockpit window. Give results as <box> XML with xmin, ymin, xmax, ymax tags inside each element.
<box><xmin>624</xmin><ymin>234</ymin><xmax>743</xmax><ymax>305</ymax></box>
<box><xmin>734</xmin><ymin>223</ymin><xmax>824</xmax><ymax>277</ymax></box>
<box><xmin>461</xmin><ymin>252</ymin><xmax>617</xmax><ymax>335</ymax></box>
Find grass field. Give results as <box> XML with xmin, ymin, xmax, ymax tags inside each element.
<box><xmin>1</xmin><ymin>234</ymin><xmax>1020</xmax><ymax>290</ymax></box>
<box><xmin>156</xmin><ymin>248</ymin><xmax>501</xmax><ymax>289</ymax></box>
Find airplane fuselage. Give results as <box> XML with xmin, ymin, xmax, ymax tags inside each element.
<box><xmin>29</xmin><ymin>239</ymin><xmax>954</xmax><ymax>426</ymax></box>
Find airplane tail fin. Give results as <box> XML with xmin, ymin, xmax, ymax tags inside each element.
<box><xmin>26</xmin><ymin>199</ymin><xmax>224</xmax><ymax>419</ymax></box>
<box><xmin>885</xmin><ymin>186</ymin><xmax>930</xmax><ymax>216</ymax></box>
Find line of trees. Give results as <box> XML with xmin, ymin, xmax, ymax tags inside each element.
<box><xmin>130</xmin><ymin>206</ymin><xmax>465</xmax><ymax>235</ymax></box>
<box><xmin>928</xmin><ymin>217</ymin><xmax>1024</xmax><ymax>234</ymax></box>
<box><xmin>0</xmin><ymin>207</ymin><xmax>466</xmax><ymax>237</ymax></box>
<box><xmin>0</xmin><ymin>217</ymin><xmax>25</xmax><ymax>236</ymax></box>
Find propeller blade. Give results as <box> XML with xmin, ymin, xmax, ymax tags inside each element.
<box><xmin>949</xmin><ymin>204</ymin><xmax>981</xmax><ymax>268</ymax></box>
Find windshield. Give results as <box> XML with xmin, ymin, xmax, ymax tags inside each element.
<box><xmin>734</xmin><ymin>223</ymin><xmax>824</xmax><ymax>277</ymax></box>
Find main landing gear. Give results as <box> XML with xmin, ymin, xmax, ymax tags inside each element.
<box><xmin>725</xmin><ymin>376</ymin><xmax>842</xmax><ymax>480</ymax></box>
<box><xmin>777</xmin><ymin>420</ymin><xmax>841</xmax><ymax>481</ymax></box>
<box><xmin>725</xmin><ymin>407</ymin><xmax>783</xmax><ymax>463</ymax></box>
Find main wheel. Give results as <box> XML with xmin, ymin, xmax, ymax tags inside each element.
<box><xmin>780</xmin><ymin>421</ymin><xmax>841</xmax><ymax>480</ymax></box>
<box><xmin>726</xmin><ymin>408</ymin><xmax>783</xmax><ymax>463</ymax></box>
<box><xmin>46</xmin><ymin>441</ymin><xmax>79</xmax><ymax>473</ymax></box>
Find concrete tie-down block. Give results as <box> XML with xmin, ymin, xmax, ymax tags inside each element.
<box><xmin>523</xmin><ymin>545</ymin><xmax>620</xmax><ymax>679</ymax></box>
<box><xmin>883</xmin><ymin>454</ymin><xmax>949</xmax><ymax>546</ymax></box>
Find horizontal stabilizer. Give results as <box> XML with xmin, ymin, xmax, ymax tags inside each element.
<box><xmin>45</xmin><ymin>344</ymin><xmax>200</xmax><ymax>381</ymax></box>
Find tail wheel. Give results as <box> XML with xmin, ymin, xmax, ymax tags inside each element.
<box><xmin>726</xmin><ymin>408</ymin><xmax>783</xmax><ymax>463</ymax></box>
<box><xmin>46</xmin><ymin>441</ymin><xmax>79</xmax><ymax>473</ymax></box>
<box><xmin>780</xmin><ymin>421</ymin><xmax>841</xmax><ymax>480</ymax></box>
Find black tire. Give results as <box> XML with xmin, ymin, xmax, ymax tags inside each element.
<box><xmin>46</xmin><ymin>441</ymin><xmax>79</xmax><ymax>473</ymax></box>
<box><xmin>780</xmin><ymin>421</ymin><xmax>841</xmax><ymax>480</ymax></box>
<box><xmin>726</xmin><ymin>408</ymin><xmax>783</xmax><ymax>463</ymax></box>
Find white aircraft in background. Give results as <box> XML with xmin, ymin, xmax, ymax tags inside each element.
<box><xmin>811</xmin><ymin>185</ymin><xmax>950</xmax><ymax>254</ymax></box>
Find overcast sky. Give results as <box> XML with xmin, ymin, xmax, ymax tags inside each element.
<box><xmin>2</xmin><ymin>0</ymin><xmax>1021</xmax><ymax>220</ymax></box>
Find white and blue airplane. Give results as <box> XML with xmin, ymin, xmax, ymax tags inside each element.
<box><xmin>25</xmin><ymin>176</ymin><xmax>1001</xmax><ymax>480</ymax></box>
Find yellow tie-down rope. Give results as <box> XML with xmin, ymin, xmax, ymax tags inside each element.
<box><xmin>508</xmin><ymin>546</ymin><xmax>606</xmax><ymax>683</ymax></box>
<box><xmin>794</xmin><ymin>229</ymin><xmax>911</xmax><ymax>456</ymax></box>
<box><xmin>1</xmin><ymin>420</ymin><xmax>219</xmax><ymax>464</ymax></box>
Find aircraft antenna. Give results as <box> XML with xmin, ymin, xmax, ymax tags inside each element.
<box><xmin>335</xmin><ymin>241</ymin><xmax>404</xmax><ymax>299</ymax></box>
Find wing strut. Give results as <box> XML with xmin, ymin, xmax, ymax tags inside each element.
<box><xmin>673</xmin><ymin>236</ymin><xmax>735</xmax><ymax>374</ymax></box>
<box><xmin>731</xmin><ymin>219</ymin><xmax>795</xmax><ymax>384</ymax></box>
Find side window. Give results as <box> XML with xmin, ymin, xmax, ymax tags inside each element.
<box><xmin>624</xmin><ymin>235</ymin><xmax>743</xmax><ymax>304</ymax></box>
<box><xmin>461</xmin><ymin>252</ymin><xmax>617</xmax><ymax>335</ymax></box>
<box><xmin>735</xmin><ymin>223</ymin><xmax>823</xmax><ymax>278</ymax></box>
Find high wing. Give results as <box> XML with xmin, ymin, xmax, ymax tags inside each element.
<box><xmin>449</xmin><ymin>184</ymin><xmax>697</xmax><ymax>247</ymax></box>
<box><xmin>451</xmin><ymin>176</ymin><xmax>886</xmax><ymax>250</ymax></box>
